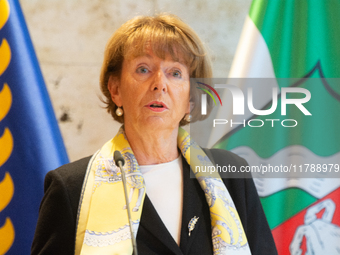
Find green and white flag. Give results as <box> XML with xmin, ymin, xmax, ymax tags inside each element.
<box><xmin>212</xmin><ymin>0</ymin><xmax>340</xmax><ymax>254</ymax></box>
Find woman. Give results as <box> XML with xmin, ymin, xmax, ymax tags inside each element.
<box><xmin>31</xmin><ymin>14</ymin><xmax>277</xmax><ymax>255</ymax></box>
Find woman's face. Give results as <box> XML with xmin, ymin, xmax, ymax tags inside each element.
<box><xmin>109</xmin><ymin>48</ymin><xmax>190</xmax><ymax>133</ymax></box>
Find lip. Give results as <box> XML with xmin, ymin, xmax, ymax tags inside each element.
<box><xmin>145</xmin><ymin>101</ymin><xmax>168</xmax><ymax>112</ymax></box>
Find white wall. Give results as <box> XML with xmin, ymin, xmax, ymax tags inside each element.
<box><xmin>20</xmin><ymin>0</ymin><xmax>251</xmax><ymax>161</ymax></box>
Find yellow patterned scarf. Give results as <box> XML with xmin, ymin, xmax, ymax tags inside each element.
<box><xmin>75</xmin><ymin>127</ymin><xmax>251</xmax><ymax>255</ymax></box>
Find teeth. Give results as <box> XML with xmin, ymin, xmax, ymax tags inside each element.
<box><xmin>151</xmin><ymin>104</ymin><xmax>163</xmax><ymax>108</ymax></box>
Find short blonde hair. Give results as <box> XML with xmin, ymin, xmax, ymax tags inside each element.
<box><xmin>100</xmin><ymin>14</ymin><xmax>214</xmax><ymax>125</ymax></box>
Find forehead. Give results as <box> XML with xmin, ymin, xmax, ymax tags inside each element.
<box><xmin>125</xmin><ymin>45</ymin><xmax>187</xmax><ymax>66</ymax></box>
<box><xmin>123</xmin><ymin>34</ymin><xmax>191</xmax><ymax>67</ymax></box>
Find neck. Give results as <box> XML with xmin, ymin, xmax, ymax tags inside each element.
<box><xmin>124</xmin><ymin>125</ymin><xmax>180</xmax><ymax>165</ymax></box>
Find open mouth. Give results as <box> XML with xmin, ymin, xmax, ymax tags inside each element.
<box><xmin>150</xmin><ymin>103</ymin><xmax>164</xmax><ymax>108</ymax></box>
<box><xmin>146</xmin><ymin>101</ymin><xmax>168</xmax><ymax>111</ymax></box>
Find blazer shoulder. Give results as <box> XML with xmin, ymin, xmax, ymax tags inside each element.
<box><xmin>43</xmin><ymin>156</ymin><xmax>92</xmax><ymax>212</ymax></box>
<box><xmin>32</xmin><ymin>156</ymin><xmax>92</xmax><ymax>254</ymax></box>
<box><xmin>49</xmin><ymin>155</ymin><xmax>92</xmax><ymax>179</ymax></box>
<box><xmin>203</xmin><ymin>148</ymin><xmax>249</xmax><ymax>178</ymax></box>
<box><xmin>44</xmin><ymin>156</ymin><xmax>92</xmax><ymax>190</ymax></box>
<box><xmin>205</xmin><ymin>148</ymin><xmax>248</xmax><ymax>166</ymax></box>
<box><xmin>202</xmin><ymin>147</ymin><xmax>252</xmax><ymax>179</ymax></box>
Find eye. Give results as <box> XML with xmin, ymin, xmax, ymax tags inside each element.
<box><xmin>171</xmin><ymin>70</ymin><xmax>182</xmax><ymax>78</ymax></box>
<box><xmin>136</xmin><ymin>66</ymin><xmax>149</xmax><ymax>74</ymax></box>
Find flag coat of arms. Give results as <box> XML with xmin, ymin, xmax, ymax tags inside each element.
<box><xmin>212</xmin><ymin>0</ymin><xmax>340</xmax><ymax>254</ymax></box>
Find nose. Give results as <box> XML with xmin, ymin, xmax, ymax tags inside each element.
<box><xmin>151</xmin><ymin>70</ymin><xmax>167</xmax><ymax>92</ymax></box>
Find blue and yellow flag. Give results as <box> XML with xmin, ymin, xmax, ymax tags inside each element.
<box><xmin>0</xmin><ymin>0</ymin><xmax>69</xmax><ymax>254</ymax></box>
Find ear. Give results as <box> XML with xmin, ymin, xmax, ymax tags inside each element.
<box><xmin>108</xmin><ymin>75</ymin><xmax>123</xmax><ymax>107</ymax></box>
<box><xmin>186</xmin><ymin>101</ymin><xmax>194</xmax><ymax>114</ymax></box>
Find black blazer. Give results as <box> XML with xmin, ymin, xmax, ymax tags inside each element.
<box><xmin>31</xmin><ymin>149</ymin><xmax>277</xmax><ymax>255</ymax></box>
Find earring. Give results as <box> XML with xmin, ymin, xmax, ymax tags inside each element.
<box><xmin>184</xmin><ymin>114</ymin><xmax>192</xmax><ymax>122</ymax></box>
<box><xmin>116</xmin><ymin>107</ymin><xmax>123</xmax><ymax>117</ymax></box>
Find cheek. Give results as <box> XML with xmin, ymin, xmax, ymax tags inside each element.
<box><xmin>122</xmin><ymin>90</ymin><xmax>138</xmax><ymax>108</ymax></box>
<box><xmin>119</xmin><ymin>78</ymin><xmax>140</xmax><ymax>104</ymax></box>
<box><xmin>177</xmin><ymin>84</ymin><xmax>190</xmax><ymax>113</ymax></box>
<box><xmin>185</xmin><ymin>85</ymin><xmax>191</xmax><ymax>112</ymax></box>
<box><xmin>183</xmin><ymin>83</ymin><xmax>191</xmax><ymax>102</ymax></box>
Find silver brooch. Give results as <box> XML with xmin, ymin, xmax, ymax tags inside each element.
<box><xmin>188</xmin><ymin>216</ymin><xmax>199</xmax><ymax>236</ymax></box>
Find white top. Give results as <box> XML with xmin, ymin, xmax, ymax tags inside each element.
<box><xmin>139</xmin><ymin>155</ymin><xmax>183</xmax><ymax>245</ymax></box>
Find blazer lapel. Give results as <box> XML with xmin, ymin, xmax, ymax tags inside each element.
<box><xmin>138</xmin><ymin>194</ymin><xmax>183</xmax><ymax>255</ymax></box>
<box><xmin>179</xmin><ymin>157</ymin><xmax>212</xmax><ymax>254</ymax></box>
